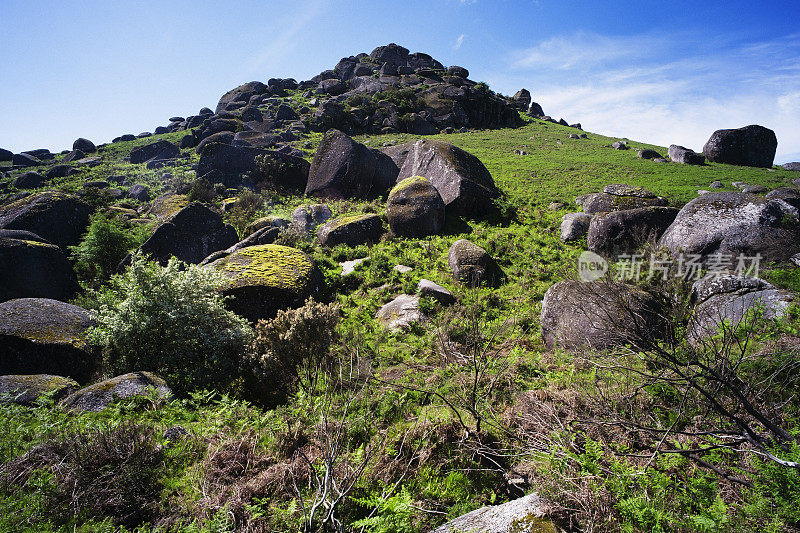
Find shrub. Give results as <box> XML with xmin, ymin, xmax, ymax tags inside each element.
<box><xmin>225</xmin><ymin>189</ymin><xmax>264</xmax><ymax>237</ymax></box>
<box><xmin>0</xmin><ymin>422</ymin><xmax>164</xmax><ymax>528</ymax></box>
<box><xmin>185</xmin><ymin>178</ymin><xmax>219</xmax><ymax>204</ymax></box>
<box><xmin>246</xmin><ymin>298</ymin><xmax>339</xmax><ymax>404</ymax></box>
<box><xmin>90</xmin><ymin>252</ymin><xmax>253</xmax><ymax>395</ymax></box>
<box><xmin>69</xmin><ymin>212</ymin><xmax>149</xmax><ymax>284</ymax></box>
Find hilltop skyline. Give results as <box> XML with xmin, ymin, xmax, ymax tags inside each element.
<box><xmin>1</xmin><ymin>0</ymin><xmax>799</xmax><ymax>162</ymax></box>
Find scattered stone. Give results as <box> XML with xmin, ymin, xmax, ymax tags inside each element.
<box><xmin>703</xmin><ymin>124</ymin><xmax>778</xmax><ymax>168</ymax></box>
<box><xmin>766</xmin><ymin>187</ymin><xmax>800</xmax><ymax>209</ymax></box>
<box><xmin>206</xmin><ymin>244</ymin><xmax>322</xmax><ymax>322</ymax></box>
<box><xmin>340</xmin><ymin>257</ymin><xmax>367</xmax><ymax>276</ymax></box>
<box><xmin>394</xmin><ymin>264</ymin><xmax>412</xmax><ymax>274</ymax></box>
<box><xmin>782</xmin><ymin>162</ymin><xmax>800</xmax><ymax>171</ymax></box>
<box><xmin>668</xmin><ymin>144</ymin><xmax>705</xmax><ymax>165</ymax></box>
<box><xmin>448</xmin><ymin>239</ymin><xmax>503</xmax><ymax>287</ymax></box>
<box><xmin>432</xmin><ymin>493</ymin><xmax>554</xmax><ymax>533</ymax></box>
<box><xmin>587</xmin><ymin>206</ymin><xmax>679</xmax><ymax>256</ymax></box>
<box><xmin>637</xmin><ymin>148</ymin><xmax>664</xmax><ymax>159</ymax></box>
<box><xmin>417</xmin><ymin>278</ymin><xmax>455</xmax><ymax>305</ymax></box>
<box><xmin>127</xmin><ymin>184</ymin><xmax>150</xmax><ymax>202</ymax></box>
<box><xmin>581</xmin><ymin>185</ymin><xmax>667</xmax><ymax>214</ymax></box>
<box><xmin>376</xmin><ymin>294</ymin><xmax>422</xmax><ymax>331</ymax></box>
<box><xmin>0</xmin><ymin>374</ymin><xmax>79</xmax><ymax>405</ymax></box>
<box><xmin>611</xmin><ymin>141</ymin><xmax>628</xmax><ymax>150</ymax></box>
<box><xmin>12</xmin><ymin>152</ymin><xmax>41</xmax><ymax>167</ymax></box>
<box><xmin>742</xmin><ymin>184</ymin><xmax>768</xmax><ymax>194</ymax></box>
<box><xmin>0</xmin><ymin>298</ymin><xmax>96</xmax><ymax>382</ymax></box>
<box><xmin>548</xmin><ymin>202</ymin><xmax>568</xmax><ymax>211</ymax></box>
<box><xmin>540</xmin><ymin>280</ymin><xmax>665</xmax><ymax>350</ymax></box>
<box><xmin>0</xmin><ymin>148</ymin><xmax>12</xmax><ymax>162</ymax></box>
<box><xmin>61</xmin><ymin>372</ymin><xmax>172</xmax><ymax>412</ymax></box>
<box><xmin>317</xmin><ymin>214</ymin><xmax>384</xmax><ymax>247</ymax></box>
<box><xmin>560</xmin><ymin>212</ymin><xmax>591</xmax><ymax>242</ymax></box>
<box><xmin>129</xmin><ymin>139</ymin><xmax>180</xmax><ymax>165</ymax></box>
<box><xmin>710</xmin><ymin>180</ymin><xmax>724</xmax><ymax>188</ymax></box>
<box><xmin>244</xmin><ymin>216</ymin><xmax>290</xmax><ymax>237</ymax></box>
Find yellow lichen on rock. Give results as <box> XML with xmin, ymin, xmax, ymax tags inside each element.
<box><xmin>210</xmin><ymin>244</ymin><xmax>314</xmax><ymax>292</ymax></box>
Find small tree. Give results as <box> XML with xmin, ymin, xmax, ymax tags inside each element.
<box><xmin>90</xmin><ymin>252</ymin><xmax>253</xmax><ymax>395</ymax></box>
<box><xmin>69</xmin><ymin>213</ymin><xmax>148</xmax><ymax>284</ymax></box>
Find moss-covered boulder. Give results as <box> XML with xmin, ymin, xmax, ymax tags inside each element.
<box><xmin>395</xmin><ymin>139</ymin><xmax>500</xmax><ymax>217</ymax></box>
<box><xmin>581</xmin><ymin>184</ymin><xmax>668</xmax><ymax>214</ymax></box>
<box><xmin>317</xmin><ymin>214</ymin><xmax>384</xmax><ymax>247</ymax></box>
<box><xmin>60</xmin><ymin>372</ymin><xmax>172</xmax><ymax>412</ymax></box>
<box><xmin>0</xmin><ymin>374</ymin><xmax>79</xmax><ymax>405</ymax></box>
<box><xmin>0</xmin><ymin>298</ymin><xmax>96</xmax><ymax>383</ymax></box>
<box><xmin>206</xmin><ymin>244</ymin><xmax>322</xmax><ymax>322</ymax></box>
<box><xmin>386</xmin><ymin>176</ymin><xmax>445</xmax><ymax>237</ymax></box>
<box><xmin>0</xmin><ymin>191</ymin><xmax>92</xmax><ymax>249</ymax></box>
<box><xmin>0</xmin><ymin>235</ymin><xmax>78</xmax><ymax>302</ymax></box>
<box><xmin>146</xmin><ymin>193</ymin><xmax>189</xmax><ymax>222</ymax></box>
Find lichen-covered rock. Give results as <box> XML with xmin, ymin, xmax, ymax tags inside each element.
<box><xmin>146</xmin><ymin>193</ymin><xmax>190</xmax><ymax>221</ymax></box>
<box><xmin>765</xmin><ymin>187</ymin><xmax>800</xmax><ymax>209</ymax></box>
<box><xmin>432</xmin><ymin>493</ymin><xmax>555</xmax><ymax>533</ymax></box>
<box><xmin>206</xmin><ymin>244</ymin><xmax>322</xmax><ymax>322</ymax></box>
<box><xmin>588</xmin><ymin>206</ymin><xmax>679</xmax><ymax>257</ymax></box>
<box><xmin>448</xmin><ymin>239</ymin><xmax>503</xmax><ymax>287</ymax></box>
<box><xmin>0</xmin><ymin>235</ymin><xmax>78</xmax><ymax>302</ymax></box>
<box><xmin>376</xmin><ymin>294</ymin><xmax>423</xmax><ymax>331</ymax></box>
<box><xmin>702</xmin><ymin>124</ymin><xmax>778</xmax><ymax>168</ymax></box>
<box><xmin>560</xmin><ymin>212</ymin><xmax>591</xmax><ymax>242</ymax></box>
<box><xmin>60</xmin><ymin>372</ymin><xmax>172</xmax><ymax>412</ymax></box>
<box><xmin>0</xmin><ymin>191</ymin><xmax>92</xmax><ymax>249</ymax></box>
<box><xmin>386</xmin><ymin>176</ymin><xmax>445</xmax><ymax>237</ymax></box>
<box><xmin>137</xmin><ymin>202</ymin><xmax>238</xmax><ymax>265</ymax></box>
<box><xmin>317</xmin><ymin>214</ymin><xmax>384</xmax><ymax>247</ymax></box>
<box><xmin>689</xmin><ymin>275</ymin><xmax>793</xmax><ymax>340</ymax></box>
<box><xmin>540</xmin><ymin>280</ymin><xmax>666</xmax><ymax>350</ymax></box>
<box><xmin>396</xmin><ymin>140</ymin><xmax>500</xmax><ymax>217</ymax></box>
<box><xmin>0</xmin><ymin>374</ymin><xmax>78</xmax><ymax>405</ymax></box>
<box><xmin>659</xmin><ymin>192</ymin><xmax>800</xmax><ymax>265</ymax></box>
<box><xmin>0</xmin><ymin>298</ymin><xmax>96</xmax><ymax>383</ymax></box>
<box><xmin>581</xmin><ymin>185</ymin><xmax>667</xmax><ymax>214</ymax></box>
<box><xmin>668</xmin><ymin>144</ymin><xmax>706</xmax><ymax>165</ymax></box>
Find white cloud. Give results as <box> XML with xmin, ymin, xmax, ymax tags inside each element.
<box><xmin>502</xmin><ymin>31</ymin><xmax>800</xmax><ymax>161</ymax></box>
<box><xmin>453</xmin><ymin>33</ymin><xmax>465</xmax><ymax>50</ymax></box>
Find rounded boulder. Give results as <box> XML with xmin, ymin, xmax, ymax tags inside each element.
<box><xmin>386</xmin><ymin>176</ymin><xmax>445</xmax><ymax>237</ymax></box>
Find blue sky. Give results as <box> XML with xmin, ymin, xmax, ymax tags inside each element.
<box><xmin>2</xmin><ymin>0</ymin><xmax>800</xmax><ymax>163</ymax></box>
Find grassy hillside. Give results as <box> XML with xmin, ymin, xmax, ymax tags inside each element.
<box><xmin>2</xmin><ymin>116</ymin><xmax>800</xmax><ymax>532</ymax></box>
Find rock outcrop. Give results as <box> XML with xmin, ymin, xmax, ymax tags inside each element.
<box><xmin>0</xmin><ymin>191</ymin><xmax>92</xmax><ymax>249</ymax></box>
<box><xmin>702</xmin><ymin>125</ymin><xmax>778</xmax><ymax>168</ymax></box>
<box><xmin>60</xmin><ymin>372</ymin><xmax>172</xmax><ymax>412</ymax></box>
<box><xmin>0</xmin><ymin>234</ymin><xmax>78</xmax><ymax>302</ymax></box>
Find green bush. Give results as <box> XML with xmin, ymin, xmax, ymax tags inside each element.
<box><xmin>90</xmin><ymin>252</ymin><xmax>253</xmax><ymax>395</ymax></box>
<box><xmin>69</xmin><ymin>213</ymin><xmax>149</xmax><ymax>284</ymax></box>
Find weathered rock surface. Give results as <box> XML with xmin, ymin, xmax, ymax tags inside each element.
<box><xmin>305</xmin><ymin>130</ymin><xmax>389</xmax><ymax>199</ymax></box>
<box><xmin>60</xmin><ymin>372</ymin><xmax>172</xmax><ymax>412</ymax></box>
<box><xmin>317</xmin><ymin>214</ymin><xmax>384</xmax><ymax>247</ymax></box>
<box><xmin>702</xmin><ymin>125</ymin><xmax>778</xmax><ymax>168</ymax></box>
<box><xmin>582</xmin><ymin>185</ymin><xmax>667</xmax><ymax>214</ymax></box>
<box><xmin>689</xmin><ymin>275</ymin><xmax>793</xmax><ymax>340</ymax></box>
<box><xmin>0</xmin><ymin>235</ymin><xmax>78</xmax><ymax>302</ymax></box>
<box><xmin>14</xmin><ymin>171</ymin><xmax>46</xmax><ymax>189</ymax></box>
<box><xmin>560</xmin><ymin>212</ymin><xmax>591</xmax><ymax>242</ymax></box>
<box><xmin>541</xmin><ymin>280</ymin><xmax>666</xmax><ymax>350</ymax></box>
<box><xmin>0</xmin><ymin>298</ymin><xmax>96</xmax><ymax>383</ymax></box>
<box><xmin>386</xmin><ymin>176</ymin><xmax>445</xmax><ymax>237</ymax></box>
<box><xmin>782</xmin><ymin>162</ymin><xmax>800</xmax><ymax>171</ymax></box>
<box><xmin>291</xmin><ymin>204</ymin><xmax>332</xmax><ymax>234</ymax></box>
<box><xmin>669</xmin><ymin>144</ymin><xmax>706</xmax><ymax>165</ymax></box>
<box><xmin>138</xmin><ymin>202</ymin><xmax>238</xmax><ymax>265</ymax></box>
<box><xmin>396</xmin><ymin>139</ymin><xmax>499</xmax><ymax>217</ymax></box>
<box><xmin>588</xmin><ymin>206</ymin><xmax>679</xmax><ymax>256</ymax></box>
<box><xmin>72</xmin><ymin>138</ymin><xmax>96</xmax><ymax>153</ymax></box>
<box><xmin>417</xmin><ymin>278</ymin><xmax>455</xmax><ymax>304</ymax></box>
<box><xmin>376</xmin><ymin>294</ymin><xmax>423</xmax><ymax>331</ymax></box>
<box><xmin>0</xmin><ymin>374</ymin><xmax>79</xmax><ymax>405</ymax></box>
<box><xmin>659</xmin><ymin>192</ymin><xmax>800</xmax><ymax>265</ymax></box>
<box><xmin>766</xmin><ymin>187</ymin><xmax>800</xmax><ymax>209</ymax></box>
<box><xmin>0</xmin><ymin>191</ymin><xmax>92</xmax><ymax>249</ymax></box>
<box><xmin>638</xmin><ymin>149</ymin><xmax>663</xmax><ymax>160</ymax></box>
<box><xmin>129</xmin><ymin>139</ymin><xmax>179</xmax><ymax>165</ymax></box>
<box><xmin>206</xmin><ymin>244</ymin><xmax>322</xmax><ymax>322</ymax></box>
<box><xmin>448</xmin><ymin>239</ymin><xmax>503</xmax><ymax>286</ymax></box>
<box><xmin>432</xmin><ymin>493</ymin><xmax>555</xmax><ymax>533</ymax></box>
